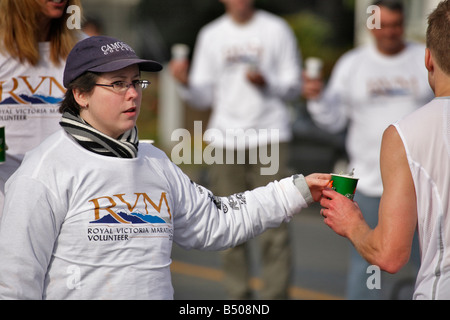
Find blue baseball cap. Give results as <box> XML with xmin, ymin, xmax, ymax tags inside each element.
<box><xmin>63</xmin><ymin>36</ymin><xmax>163</xmax><ymax>87</ymax></box>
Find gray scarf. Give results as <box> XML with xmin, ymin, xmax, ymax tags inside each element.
<box><xmin>60</xmin><ymin>110</ymin><xmax>139</xmax><ymax>158</ymax></box>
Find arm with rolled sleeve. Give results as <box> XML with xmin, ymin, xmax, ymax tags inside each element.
<box><xmin>307</xmin><ymin>53</ymin><xmax>353</xmax><ymax>134</ymax></box>
<box><xmin>177</xmin><ymin>16</ymin><xmax>302</xmax><ymax>109</ymax></box>
<box><xmin>176</xmin><ymin>28</ymin><xmax>215</xmax><ymax>110</ymax></box>
<box><xmin>264</xmin><ymin>21</ymin><xmax>302</xmax><ymax>102</ymax></box>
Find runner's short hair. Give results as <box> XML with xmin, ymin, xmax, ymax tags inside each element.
<box><xmin>427</xmin><ymin>0</ymin><xmax>450</xmax><ymax>76</ymax></box>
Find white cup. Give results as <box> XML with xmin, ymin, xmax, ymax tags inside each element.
<box><xmin>171</xmin><ymin>44</ymin><xmax>190</xmax><ymax>61</ymax></box>
<box><xmin>305</xmin><ymin>57</ymin><xmax>323</xmax><ymax>79</ymax></box>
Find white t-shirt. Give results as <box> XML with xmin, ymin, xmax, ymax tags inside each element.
<box><xmin>178</xmin><ymin>10</ymin><xmax>302</xmax><ymax>150</ymax></box>
<box><xmin>0</xmin><ymin>130</ymin><xmax>309</xmax><ymax>300</ymax></box>
<box><xmin>0</xmin><ymin>42</ymin><xmax>65</xmax><ymax>160</ymax></box>
<box><xmin>0</xmin><ymin>42</ymin><xmax>66</xmax><ymax>219</ymax></box>
<box><xmin>395</xmin><ymin>98</ymin><xmax>450</xmax><ymax>300</ymax></box>
<box><xmin>308</xmin><ymin>43</ymin><xmax>434</xmax><ymax>196</ymax></box>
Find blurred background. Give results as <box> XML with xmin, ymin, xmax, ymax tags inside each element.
<box><xmin>81</xmin><ymin>0</ymin><xmax>437</xmax><ymax>176</ymax></box>
<box><xmin>80</xmin><ymin>0</ymin><xmax>439</xmax><ymax>300</ymax></box>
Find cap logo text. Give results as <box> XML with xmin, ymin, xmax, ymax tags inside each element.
<box><xmin>101</xmin><ymin>42</ymin><xmax>135</xmax><ymax>55</ymax></box>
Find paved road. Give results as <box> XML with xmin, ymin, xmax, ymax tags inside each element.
<box><xmin>170</xmin><ymin>204</ymin><xmax>418</xmax><ymax>300</ymax></box>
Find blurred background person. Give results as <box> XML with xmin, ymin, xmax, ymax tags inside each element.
<box><xmin>0</xmin><ymin>0</ymin><xmax>83</xmax><ymax>220</ymax></box>
<box><xmin>170</xmin><ymin>0</ymin><xmax>302</xmax><ymax>299</ymax></box>
<box><xmin>321</xmin><ymin>0</ymin><xmax>450</xmax><ymax>300</ymax></box>
<box><xmin>303</xmin><ymin>0</ymin><xmax>434</xmax><ymax>299</ymax></box>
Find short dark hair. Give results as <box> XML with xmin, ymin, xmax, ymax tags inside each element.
<box><xmin>427</xmin><ymin>0</ymin><xmax>450</xmax><ymax>75</ymax></box>
<box><xmin>372</xmin><ymin>0</ymin><xmax>404</xmax><ymax>13</ymax></box>
<box><xmin>59</xmin><ymin>72</ymin><xmax>99</xmax><ymax>115</ymax></box>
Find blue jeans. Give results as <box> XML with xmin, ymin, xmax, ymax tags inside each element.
<box><xmin>346</xmin><ymin>193</ymin><xmax>381</xmax><ymax>300</ymax></box>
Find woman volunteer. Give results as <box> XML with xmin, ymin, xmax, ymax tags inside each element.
<box><xmin>0</xmin><ymin>36</ymin><xmax>330</xmax><ymax>300</ymax></box>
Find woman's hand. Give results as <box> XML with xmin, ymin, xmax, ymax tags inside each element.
<box><xmin>305</xmin><ymin>174</ymin><xmax>332</xmax><ymax>202</ymax></box>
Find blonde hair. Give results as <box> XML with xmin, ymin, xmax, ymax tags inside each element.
<box><xmin>0</xmin><ymin>0</ymin><xmax>83</xmax><ymax>66</ymax></box>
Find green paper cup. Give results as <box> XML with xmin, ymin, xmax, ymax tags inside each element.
<box><xmin>329</xmin><ymin>174</ymin><xmax>359</xmax><ymax>200</ymax></box>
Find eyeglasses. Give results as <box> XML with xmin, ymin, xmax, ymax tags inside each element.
<box><xmin>95</xmin><ymin>80</ymin><xmax>150</xmax><ymax>93</ymax></box>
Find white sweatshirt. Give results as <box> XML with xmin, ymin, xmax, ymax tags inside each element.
<box><xmin>0</xmin><ymin>130</ymin><xmax>311</xmax><ymax>300</ymax></box>
<box><xmin>178</xmin><ymin>10</ymin><xmax>302</xmax><ymax>150</ymax></box>
<box><xmin>0</xmin><ymin>42</ymin><xmax>67</xmax><ymax>220</ymax></box>
<box><xmin>308</xmin><ymin>43</ymin><xmax>434</xmax><ymax>196</ymax></box>
<box><xmin>0</xmin><ymin>42</ymin><xmax>66</xmax><ymax>160</ymax></box>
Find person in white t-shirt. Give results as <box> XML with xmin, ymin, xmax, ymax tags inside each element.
<box><xmin>321</xmin><ymin>0</ymin><xmax>450</xmax><ymax>300</ymax></box>
<box><xmin>170</xmin><ymin>0</ymin><xmax>302</xmax><ymax>300</ymax></box>
<box><xmin>0</xmin><ymin>0</ymin><xmax>83</xmax><ymax>219</ymax></box>
<box><xmin>0</xmin><ymin>35</ymin><xmax>330</xmax><ymax>300</ymax></box>
<box><xmin>303</xmin><ymin>0</ymin><xmax>434</xmax><ymax>299</ymax></box>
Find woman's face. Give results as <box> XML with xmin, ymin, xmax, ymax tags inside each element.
<box><xmin>38</xmin><ymin>0</ymin><xmax>69</xmax><ymax>19</ymax></box>
<box><xmin>76</xmin><ymin>65</ymin><xmax>142</xmax><ymax>139</ymax></box>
